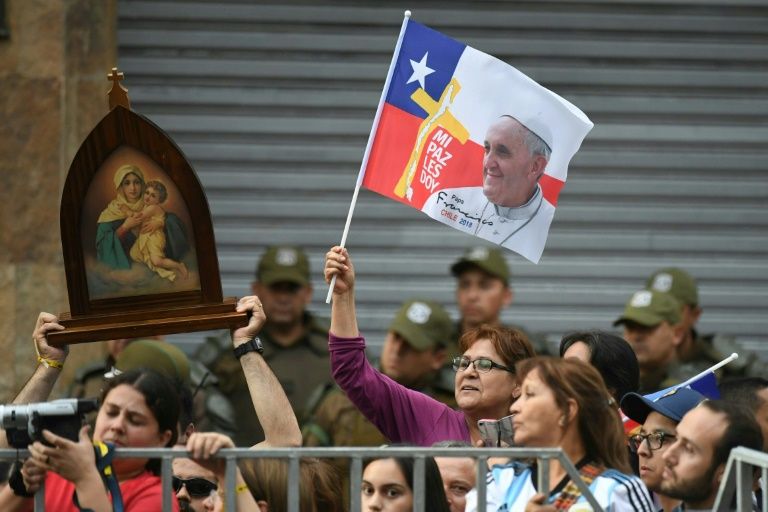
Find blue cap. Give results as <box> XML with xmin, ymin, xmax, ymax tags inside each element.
<box><xmin>620</xmin><ymin>387</ymin><xmax>706</xmax><ymax>424</ymax></box>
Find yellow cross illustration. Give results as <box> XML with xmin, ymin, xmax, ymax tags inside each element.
<box><xmin>394</xmin><ymin>78</ymin><xmax>470</xmax><ymax>200</ymax></box>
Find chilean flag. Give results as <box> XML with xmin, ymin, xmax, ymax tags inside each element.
<box><xmin>360</xmin><ymin>18</ymin><xmax>593</xmax><ymax>263</ymax></box>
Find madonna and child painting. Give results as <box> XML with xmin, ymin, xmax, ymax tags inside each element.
<box><xmin>81</xmin><ymin>147</ymin><xmax>200</xmax><ymax>300</ymax></box>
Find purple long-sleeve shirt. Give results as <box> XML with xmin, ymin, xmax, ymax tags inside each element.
<box><xmin>329</xmin><ymin>333</ymin><xmax>470</xmax><ymax>446</ymax></box>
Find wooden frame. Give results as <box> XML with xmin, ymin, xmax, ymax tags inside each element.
<box><xmin>50</xmin><ymin>103</ymin><xmax>246</xmax><ymax>345</ymax></box>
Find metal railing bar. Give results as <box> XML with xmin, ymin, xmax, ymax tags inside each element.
<box><xmin>413</xmin><ymin>455</ymin><xmax>425</xmax><ymax>512</ymax></box>
<box><xmin>161</xmin><ymin>455</ymin><xmax>173</xmax><ymax>512</ymax></box>
<box><xmin>349</xmin><ymin>455</ymin><xmax>362</xmax><ymax>511</ymax></box>
<box><xmin>476</xmin><ymin>455</ymin><xmax>488</xmax><ymax>511</ymax></box>
<box><xmin>288</xmin><ymin>453</ymin><xmax>300</xmax><ymax>512</ymax></box>
<box><xmin>712</xmin><ymin>447</ymin><xmax>768</xmax><ymax>511</ymax></box>
<box><xmin>225</xmin><ymin>454</ymin><xmax>237</xmax><ymax>512</ymax></box>
<box><xmin>538</xmin><ymin>457</ymin><xmax>550</xmax><ymax>497</ymax></box>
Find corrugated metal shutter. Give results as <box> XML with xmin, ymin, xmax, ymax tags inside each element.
<box><xmin>118</xmin><ymin>0</ymin><xmax>768</xmax><ymax>358</ymax></box>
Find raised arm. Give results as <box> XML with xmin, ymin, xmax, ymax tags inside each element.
<box><xmin>0</xmin><ymin>313</ymin><xmax>67</xmax><ymax>449</ymax></box>
<box><xmin>325</xmin><ymin>246</ymin><xmax>358</xmax><ymax>337</ymax></box>
<box><xmin>232</xmin><ymin>296</ymin><xmax>302</xmax><ymax>448</ymax></box>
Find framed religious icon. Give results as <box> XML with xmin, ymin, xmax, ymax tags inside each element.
<box><xmin>49</xmin><ymin>68</ymin><xmax>247</xmax><ymax>345</ymax></box>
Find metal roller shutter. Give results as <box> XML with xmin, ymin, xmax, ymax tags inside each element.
<box><xmin>118</xmin><ymin>0</ymin><xmax>768</xmax><ymax>358</ymax></box>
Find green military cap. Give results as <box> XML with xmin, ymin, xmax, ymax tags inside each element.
<box><xmin>450</xmin><ymin>246</ymin><xmax>510</xmax><ymax>282</ymax></box>
<box><xmin>113</xmin><ymin>339</ymin><xmax>191</xmax><ymax>386</ymax></box>
<box><xmin>388</xmin><ymin>299</ymin><xmax>453</xmax><ymax>351</ymax></box>
<box><xmin>614</xmin><ymin>290</ymin><xmax>682</xmax><ymax>328</ymax></box>
<box><xmin>645</xmin><ymin>267</ymin><xmax>699</xmax><ymax>307</ymax></box>
<box><xmin>256</xmin><ymin>246</ymin><xmax>310</xmax><ymax>286</ymax></box>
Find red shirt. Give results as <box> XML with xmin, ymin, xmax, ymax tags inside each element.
<box><xmin>23</xmin><ymin>470</ymin><xmax>179</xmax><ymax>511</ymax></box>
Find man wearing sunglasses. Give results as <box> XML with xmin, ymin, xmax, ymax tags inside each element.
<box><xmin>172</xmin><ymin>458</ymin><xmax>218</xmax><ymax>512</ymax></box>
<box><xmin>620</xmin><ymin>387</ymin><xmax>705</xmax><ymax>512</ymax></box>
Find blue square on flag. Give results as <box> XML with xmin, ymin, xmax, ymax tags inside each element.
<box><xmin>387</xmin><ymin>21</ymin><xmax>465</xmax><ymax>118</ymax></box>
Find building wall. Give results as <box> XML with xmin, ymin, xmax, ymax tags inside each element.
<box><xmin>0</xmin><ymin>0</ymin><xmax>117</xmax><ymax>401</ymax></box>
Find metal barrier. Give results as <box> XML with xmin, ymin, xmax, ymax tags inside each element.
<box><xmin>0</xmin><ymin>446</ymin><xmax>603</xmax><ymax>511</ymax></box>
<box><xmin>713</xmin><ymin>446</ymin><xmax>768</xmax><ymax>512</ymax></box>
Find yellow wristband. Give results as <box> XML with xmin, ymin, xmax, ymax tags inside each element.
<box><xmin>236</xmin><ymin>483</ymin><xmax>249</xmax><ymax>494</ymax></box>
<box><xmin>37</xmin><ymin>356</ymin><xmax>64</xmax><ymax>369</ymax></box>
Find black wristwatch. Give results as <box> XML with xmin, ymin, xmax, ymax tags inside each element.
<box><xmin>233</xmin><ymin>337</ymin><xmax>264</xmax><ymax>359</ymax></box>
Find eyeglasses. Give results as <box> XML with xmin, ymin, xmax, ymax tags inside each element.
<box><xmin>172</xmin><ymin>476</ymin><xmax>218</xmax><ymax>498</ymax></box>
<box><xmin>452</xmin><ymin>356</ymin><xmax>514</xmax><ymax>374</ymax></box>
<box><xmin>628</xmin><ymin>432</ymin><xmax>676</xmax><ymax>453</ymax></box>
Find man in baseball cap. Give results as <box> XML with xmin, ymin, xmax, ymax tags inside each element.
<box><xmin>645</xmin><ymin>267</ymin><xmax>768</xmax><ymax>381</ymax></box>
<box><xmin>621</xmin><ymin>387</ymin><xmax>706</xmax><ymax>512</ymax></box>
<box><xmin>614</xmin><ymin>289</ymin><xmax>685</xmax><ymax>393</ymax></box>
<box><xmin>198</xmin><ymin>245</ymin><xmax>331</xmax><ymax>446</ymax></box>
<box><xmin>451</xmin><ymin>246</ymin><xmax>543</xmax><ymax>347</ymax></box>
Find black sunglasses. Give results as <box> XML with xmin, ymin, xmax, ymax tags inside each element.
<box><xmin>172</xmin><ymin>476</ymin><xmax>218</xmax><ymax>498</ymax></box>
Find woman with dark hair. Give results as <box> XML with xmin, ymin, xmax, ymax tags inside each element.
<box><xmin>559</xmin><ymin>330</ymin><xmax>640</xmax><ymax>404</ymax></box>
<box><xmin>362</xmin><ymin>455</ymin><xmax>451</xmax><ymax>512</ymax></box>
<box><xmin>466</xmin><ymin>357</ymin><xmax>653</xmax><ymax>511</ymax></box>
<box><xmin>324</xmin><ymin>246</ymin><xmax>535</xmax><ymax>446</ymax></box>
<box><xmin>14</xmin><ymin>368</ymin><xmax>181</xmax><ymax>511</ymax></box>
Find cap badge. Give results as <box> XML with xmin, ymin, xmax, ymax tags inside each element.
<box><xmin>276</xmin><ymin>248</ymin><xmax>298</xmax><ymax>266</ymax></box>
<box><xmin>652</xmin><ymin>273</ymin><xmax>673</xmax><ymax>292</ymax></box>
<box><xmin>468</xmin><ymin>247</ymin><xmax>489</xmax><ymax>261</ymax></box>
<box><xmin>406</xmin><ymin>302</ymin><xmax>431</xmax><ymax>324</ymax></box>
<box><xmin>630</xmin><ymin>290</ymin><xmax>652</xmax><ymax>308</ymax></box>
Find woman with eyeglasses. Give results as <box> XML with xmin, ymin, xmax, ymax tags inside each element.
<box><xmin>324</xmin><ymin>246</ymin><xmax>535</xmax><ymax>447</ymax></box>
<box><xmin>620</xmin><ymin>387</ymin><xmax>706</xmax><ymax>512</ymax></box>
<box><xmin>466</xmin><ymin>357</ymin><xmax>654</xmax><ymax>511</ymax></box>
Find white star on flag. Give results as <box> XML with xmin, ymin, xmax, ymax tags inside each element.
<box><xmin>406</xmin><ymin>52</ymin><xmax>435</xmax><ymax>89</ymax></box>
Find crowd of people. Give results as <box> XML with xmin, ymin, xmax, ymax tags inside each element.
<box><xmin>1</xmin><ymin>244</ymin><xmax>766</xmax><ymax>511</ymax></box>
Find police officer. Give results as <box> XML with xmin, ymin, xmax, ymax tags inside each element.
<box><xmin>645</xmin><ymin>267</ymin><xmax>768</xmax><ymax>380</ymax></box>
<box><xmin>451</xmin><ymin>246</ymin><xmax>547</xmax><ymax>355</ymax></box>
<box><xmin>196</xmin><ymin>246</ymin><xmax>330</xmax><ymax>446</ymax></box>
<box><xmin>614</xmin><ymin>289</ymin><xmax>689</xmax><ymax>393</ymax></box>
<box><xmin>303</xmin><ymin>298</ymin><xmax>455</xmax><ymax>448</ymax></box>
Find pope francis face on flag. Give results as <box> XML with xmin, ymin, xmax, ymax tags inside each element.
<box><xmin>482</xmin><ymin>116</ymin><xmax>551</xmax><ymax>208</ymax></box>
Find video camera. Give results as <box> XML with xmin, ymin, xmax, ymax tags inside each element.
<box><xmin>0</xmin><ymin>398</ymin><xmax>98</xmax><ymax>449</ymax></box>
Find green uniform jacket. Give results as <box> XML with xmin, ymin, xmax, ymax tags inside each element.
<box><xmin>198</xmin><ymin>312</ymin><xmax>331</xmax><ymax>447</ymax></box>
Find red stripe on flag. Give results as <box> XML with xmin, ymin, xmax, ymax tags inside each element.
<box><xmin>363</xmin><ymin>103</ymin><xmax>484</xmax><ymax>209</ymax></box>
<box><xmin>539</xmin><ymin>174</ymin><xmax>565</xmax><ymax>207</ymax></box>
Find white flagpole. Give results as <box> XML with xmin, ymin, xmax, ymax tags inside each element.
<box><xmin>325</xmin><ymin>10</ymin><xmax>413</xmax><ymax>304</ymax></box>
<box><xmin>678</xmin><ymin>352</ymin><xmax>739</xmax><ymax>388</ymax></box>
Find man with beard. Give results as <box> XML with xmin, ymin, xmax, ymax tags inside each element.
<box><xmin>661</xmin><ymin>400</ymin><xmax>763</xmax><ymax>511</ymax></box>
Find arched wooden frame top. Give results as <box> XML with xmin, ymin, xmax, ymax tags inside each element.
<box><xmin>61</xmin><ymin>105</ymin><xmax>222</xmax><ymax>315</ymax></box>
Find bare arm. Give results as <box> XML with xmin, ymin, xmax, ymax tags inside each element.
<box><xmin>232</xmin><ymin>297</ymin><xmax>302</xmax><ymax>448</ymax></box>
<box><xmin>0</xmin><ymin>313</ymin><xmax>67</xmax><ymax>449</ymax></box>
<box><xmin>324</xmin><ymin>246</ymin><xmax>359</xmax><ymax>337</ymax></box>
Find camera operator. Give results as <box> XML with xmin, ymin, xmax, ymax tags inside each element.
<box><xmin>0</xmin><ymin>300</ymin><xmax>270</xmax><ymax>512</ymax></box>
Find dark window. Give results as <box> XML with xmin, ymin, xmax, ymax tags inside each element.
<box><xmin>0</xmin><ymin>1</ymin><xmax>7</xmax><ymax>39</ymax></box>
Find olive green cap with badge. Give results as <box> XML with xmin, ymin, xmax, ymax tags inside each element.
<box><xmin>450</xmin><ymin>246</ymin><xmax>510</xmax><ymax>282</ymax></box>
<box><xmin>112</xmin><ymin>339</ymin><xmax>191</xmax><ymax>385</ymax></box>
<box><xmin>614</xmin><ymin>289</ymin><xmax>682</xmax><ymax>328</ymax></box>
<box><xmin>645</xmin><ymin>267</ymin><xmax>699</xmax><ymax>307</ymax></box>
<box><xmin>256</xmin><ymin>246</ymin><xmax>310</xmax><ymax>286</ymax></box>
<box><xmin>388</xmin><ymin>299</ymin><xmax>453</xmax><ymax>351</ymax></box>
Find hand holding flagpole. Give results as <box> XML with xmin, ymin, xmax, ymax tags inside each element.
<box><xmin>326</xmin><ymin>11</ymin><xmax>412</xmax><ymax>303</ymax></box>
